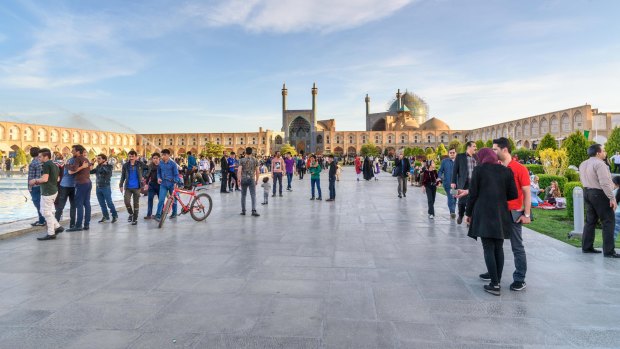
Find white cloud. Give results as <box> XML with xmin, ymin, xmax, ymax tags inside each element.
<box><xmin>180</xmin><ymin>0</ymin><xmax>416</xmax><ymax>33</ymax></box>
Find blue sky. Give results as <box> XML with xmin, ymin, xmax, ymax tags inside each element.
<box><xmin>1</xmin><ymin>0</ymin><xmax>619</xmax><ymax>133</ymax></box>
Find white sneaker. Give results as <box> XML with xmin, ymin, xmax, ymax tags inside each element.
<box><xmin>429</xmin><ymin>214</ymin><xmax>434</xmax><ymax>219</ymax></box>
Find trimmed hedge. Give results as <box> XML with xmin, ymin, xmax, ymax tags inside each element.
<box><xmin>525</xmin><ymin>164</ymin><xmax>544</xmax><ymax>174</ymax></box>
<box><xmin>564</xmin><ymin>181</ymin><xmax>583</xmax><ymax>218</ymax></box>
<box><xmin>537</xmin><ymin>174</ymin><xmax>568</xmax><ymax>197</ymax></box>
<box><xmin>564</xmin><ymin>168</ymin><xmax>579</xmax><ymax>182</ymax></box>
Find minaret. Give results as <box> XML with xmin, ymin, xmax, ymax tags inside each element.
<box><xmin>311</xmin><ymin>82</ymin><xmax>318</xmax><ymax>153</ymax></box>
<box><xmin>396</xmin><ymin>89</ymin><xmax>402</xmax><ymax>110</ymax></box>
<box><xmin>365</xmin><ymin>94</ymin><xmax>370</xmax><ymax>117</ymax></box>
<box><xmin>312</xmin><ymin>82</ymin><xmax>318</xmax><ymax>118</ymax></box>
<box><xmin>281</xmin><ymin>83</ymin><xmax>287</xmax><ymax>132</ymax></box>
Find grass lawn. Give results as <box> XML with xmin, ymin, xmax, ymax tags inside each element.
<box><xmin>436</xmin><ymin>188</ymin><xmax>618</xmax><ymax>249</ymax></box>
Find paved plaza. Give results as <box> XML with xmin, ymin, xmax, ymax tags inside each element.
<box><xmin>0</xmin><ymin>167</ymin><xmax>619</xmax><ymax>348</ymax></box>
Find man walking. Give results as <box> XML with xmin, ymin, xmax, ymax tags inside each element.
<box><xmin>92</xmin><ymin>154</ymin><xmax>117</xmax><ymax>223</ymax></box>
<box><xmin>220</xmin><ymin>151</ymin><xmax>229</xmax><ymax>193</ymax></box>
<box><xmin>30</xmin><ymin>149</ymin><xmax>63</xmax><ymax>240</ymax></box>
<box><xmin>438</xmin><ymin>148</ymin><xmax>457</xmax><ymax>218</ymax></box>
<box><xmin>485</xmin><ymin>137</ymin><xmax>531</xmax><ymax>291</ymax></box>
<box><xmin>611</xmin><ymin>151</ymin><xmax>620</xmax><ymax>174</ymax></box>
<box><xmin>284</xmin><ymin>152</ymin><xmax>296</xmax><ymax>191</ymax></box>
<box><xmin>55</xmin><ymin>147</ymin><xmax>77</xmax><ymax>228</ymax></box>
<box><xmin>144</xmin><ymin>153</ymin><xmax>160</xmax><ymax>219</ymax></box>
<box><xmin>326</xmin><ymin>154</ymin><xmax>337</xmax><ymax>202</ymax></box>
<box><xmin>67</xmin><ymin>145</ymin><xmax>91</xmax><ymax>232</ymax></box>
<box><xmin>394</xmin><ymin>153</ymin><xmax>411</xmax><ymax>198</ymax></box>
<box><xmin>579</xmin><ymin>144</ymin><xmax>620</xmax><ymax>258</ymax></box>
<box><xmin>237</xmin><ymin>147</ymin><xmax>260</xmax><ymax>217</ymax></box>
<box><xmin>156</xmin><ymin>149</ymin><xmax>179</xmax><ymax>220</ymax></box>
<box><xmin>271</xmin><ymin>151</ymin><xmax>285</xmax><ymax>197</ymax></box>
<box><xmin>452</xmin><ymin>141</ymin><xmax>477</xmax><ymax>224</ymax></box>
<box><xmin>119</xmin><ymin>150</ymin><xmax>144</xmax><ymax>225</ymax></box>
<box><xmin>27</xmin><ymin>147</ymin><xmax>46</xmax><ymax>227</ymax></box>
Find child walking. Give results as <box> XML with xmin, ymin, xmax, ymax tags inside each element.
<box><xmin>261</xmin><ymin>177</ymin><xmax>271</xmax><ymax>205</ymax></box>
<box><xmin>421</xmin><ymin>159</ymin><xmax>440</xmax><ymax>219</ymax></box>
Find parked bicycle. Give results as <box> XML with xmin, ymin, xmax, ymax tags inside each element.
<box><xmin>158</xmin><ymin>184</ymin><xmax>213</xmax><ymax>228</ymax></box>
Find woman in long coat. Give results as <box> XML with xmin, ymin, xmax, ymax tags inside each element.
<box><xmin>362</xmin><ymin>156</ymin><xmax>374</xmax><ymax>181</ymax></box>
<box><xmin>354</xmin><ymin>156</ymin><xmax>362</xmax><ymax>181</ymax></box>
<box><xmin>465</xmin><ymin>148</ymin><xmax>518</xmax><ymax>296</ymax></box>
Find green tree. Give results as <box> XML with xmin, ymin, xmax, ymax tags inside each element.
<box><xmin>424</xmin><ymin>147</ymin><xmax>435</xmax><ymax>156</ymax></box>
<box><xmin>485</xmin><ymin>139</ymin><xmax>493</xmax><ymax>148</ymax></box>
<box><xmin>475</xmin><ymin>140</ymin><xmax>485</xmax><ymax>150</ymax></box>
<box><xmin>88</xmin><ymin>149</ymin><xmax>97</xmax><ymax>160</ymax></box>
<box><xmin>604</xmin><ymin>126</ymin><xmax>620</xmax><ymax>156</ymax></box>
<box><xmin>536</xmin><ymin>133</ymin><xmax>557</xmax><ymax>156</ymax></box>
<box><xmin>279</xmin><ymin>143</ymin><xmax>297</xmax><ymax>156</ymax></box>
<box><xmin>360</xmin><ymin>143</ymin><xmax>380</xmax><ymax>157</ymax></box>
<box><xmin>562</xmin><ymin>131</ymin><xmax>589</xmax><ymax>167</ymax></box>
<box><xmin>201</xmin><ymin>141</ymin><xmax>225</xmax><ymax>159</ymax></box>
<box><xmin>118</xmin><ymin>149</ymin><xmax>128</xmax><ymax>159</ymax></box>
<box><xmin>436</xmin><ymin>143</ymin><xmax>448</xmax><ymax>158</ymax></box>
<box><xmin>448</xmin><ymin>139</ymin><xmax>462</xmax><ymax>152</ymax></box>
<box><xmin>14</xmin><ymin>148</ymin><xmax>28</xmax><ymax>166</ymax></box>
<box><xmin>507</xmin><ymin>137</ymin><xmax>517</xmax><ymax>152</ymax></box>
<box><xmin>513</xmin><ymin>148</ymin><xmax>535</xmax><ymax>161</ymax></box>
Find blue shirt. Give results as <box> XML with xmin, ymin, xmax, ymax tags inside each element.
<box><xmin>227</xmin><ymin>157</ymin><xmax>236</xmax><ymax>173</ymax></box>
<box><xmin>187</xmin><ymin>155</ymin><xmax>197</xmax><ymax>171</ymax></box>
<box><xmin>438</xmin><ymin>158</ymin><xmax>455</xmax><ymax>186</ymax></box>
<box><xmin>157</xmin><ymin>159</ymin><xmax>179</xmax><ymax>187</ymax></box>
<box><xmin>60</xmin><ymin>157</ymin><xmax>76</xmax><ymax>187</ymax></box>
<box><xmin>127</xmin><ymin>163</ymin><xmax>140</xmax><ymax>189</ymax></box>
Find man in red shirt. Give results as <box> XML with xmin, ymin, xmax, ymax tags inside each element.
<box><xmin>488</xmin><ymin>137</ymin><xmax>531</xmax><ymax>291</ymax></box>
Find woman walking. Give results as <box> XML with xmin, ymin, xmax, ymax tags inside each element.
<box><xmin>464</xmin><ymin>148</ymin><xmax>517</xmax><ymax>296</ymax></box>
<box><xmin>354</xmin><ymin>156</ymin><xmax>362</xmax><ymax>181</ymax></box>
<box><xmin>421</xmin><ymin>159</ymin><xmax>440</xmax><ymax>219</ymax></box>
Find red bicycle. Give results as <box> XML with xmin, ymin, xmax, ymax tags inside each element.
<box><xmin>158</xmin><ymin>184</ymin><xmax>213</xmax><ymax>228</ymax></box>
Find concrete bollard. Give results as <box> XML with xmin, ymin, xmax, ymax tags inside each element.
<box><xmin>569</xmin><ymin>186</ymin><xmax>584</xmax><ymax>239</ymax></box>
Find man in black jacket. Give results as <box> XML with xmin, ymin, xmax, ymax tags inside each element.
<box><xmin>326</xmin><ymin>154</ymin><xmax>337</xmax><ymax>201</ymax></box>
<box><xmin>91</xmin><ymin>154</ymin><xmax>117</xmax><ymax>223</ymax></box>
<box><xmin>119</xmin><ymin>151</ymin><xmax>144</xmax><ymax>225</ymax></box>
<box><xmin>451</xmin><ymin>141</ymin><xmax>477</xmax><ymax>224</ymax></box>
<box><xmin>220</xmin><ymin>151</ymin><xmax>229</xmax><ymax>193</ymax></box>
<box><xmin>394</xmin><ymin>153</ymin><xmax>411</xmax><ymax>198</ymax></box>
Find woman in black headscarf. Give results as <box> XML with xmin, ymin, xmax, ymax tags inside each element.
<box><xmin>362</xmin><ymin>156</ymin><xmax>374</xmax><ymax>181</ymax></box>
<box><xmin>465</xmin><ymin>148</ymin><xmax>517</xmax><ymax>296</ymax></box>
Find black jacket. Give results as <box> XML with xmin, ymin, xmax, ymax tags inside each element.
<box><xmin>393</xmin><ymin>157</ymin><xmax>411</xmax><ymax>178</ymax></box>
<box><xmin>90</xmin><ymin>163</ymin><xmax>113</xmax><ymax>188</ymax></box>
<box><xmin>328</xmin><ymin>160</ymin><xmax>337</xmax><ymax>179</ymax></box>
<box><xmin>220</xmin><ymin>156</ymin><xmax>228</xmax><ymax>173</ymax></box>
<box><xmin>466</xmin><ymin>163</ymin><xmax>518</xmax><ymax>240</ymax></box>
<box><xmin>452</xmin><ymin>153</ymin><xmax>475</xmax><ymax>189</ymax></box>
<box><xmin>119</xmin><ymin>161</ymin><xmax>144</xmax><ymax>189</ymax></box>
<box><xmin>145</xmin><ymin>163</ymin><xmax>159</xmax><ymax>184</ymax></box>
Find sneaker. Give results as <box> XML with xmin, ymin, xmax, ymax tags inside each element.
<box><xmin>310</xmin><ymin>197</ymin><xmax>315</xmax><ymax>200</ymax></box>
<box><xmin>317</xmin><ymin>197</ymin><xmax>322</xmax><ymax>201</ymax></box>
<box><xmin>279</xmin><ymin>193</ymin><xmax>283</xmax><ymax>197</ymax></box>
<box><xmin>144</xmin><ymin>215</ymin><xmax>152</xmax><ymax>220</ymax></box>
<box><xmin>398</xmin><ymin>195</ymin><xmax>402</xmax><ymax>198</ymax></box>
<box><xmin>154</xmin><ymin>215</ymin><xmax>161</xmax><ymax>222</ymax></box>
<box><xmin>510</xmin><ymin>281</ymin><xmax>526</xmax><ymax>291</ymax></box>
<box><xmin>31</xmin><ymin>222</ymin><xmax>46</xmax><ymax>227</ymax></box>
<box><xmin>251</xmin><ymin>210</ymin><xmax>260</xmax><ymax>217</ymax></box>
<box><xmin>272</xmin><ymin>194</ymin><xmax>276</xmax><ymax>197</ymax></box>
<box><xmin>429</xmin><ymin>214</ymin><xmax>434</xmax><ymax>219</ymax></box>
<box><xmin>66</xmin><ymin>227</ymin><xmax>83</xmax><ymax>232</ymax></box>
<box><xmin>484</xmin><ymin>284</ymin><xmax>501</xmax><ymax>296</ymax></box>
<box><xmin>98</xmin><ymin>217</ymin><xmax>109</xmax><ymax>223</ymax></box>
<box><xmin>169</xmin><ymin>214</ymin><xmax>177</xmax><ymax>219</ymax></box>
<box><xmin>479</xmin><ymin>273</ymin><xmax>491</xmax><ymax>281</ymax></box>
<box><xmin>127</xmin><ymin>216</ymin><xmax>133</xmax><ymax>222</ymax></box>
<box><xmin>450</xmin><ymin>213</ymin><xmax>456</xmax><ymax>219</ymax></box>
<box><xmin>111</xmin><ymin>217</ymin><xmax>118</xmax><ymax>223</ymax></box>
<box><xmin>131</xmin><ymin>220</ymin><xmax>137</xmax><ymax>226</ymax></box>
<box><xmin>240</xmin><ymin>211</ymin><xmax>246</xmax><ymax>216</ymax></box>
<box><xmin>261</xmin><ymin>202</ymin><xmax>267</xmax><ymax>205</ymax></box>
<box><xmin>83</xmin><ymin>226</ymin><xmax>90</xmax><ymax>231</ymax></box>
<box><xmin>403</xmin><ymin>193</ymin><xmax>406</xmax><ymax>197</ymax></box>
<box><xmin>457</xmin><ymin>216</ymin><xmax>463</xmax><ymax>224</ymax></box>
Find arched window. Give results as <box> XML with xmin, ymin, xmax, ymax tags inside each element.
<box><xmin>573</xmin><ymin>112</ymin><xmax>583</xmax><ymax>130</ymax></box>
<box><xmin>227</xmin><ymin>137</ymin><xmax>232</xmax><ymax>145</ymax></box>
<box><xmin>275</xmin><ymin>135</ymin><xmax>283</xmax><ymax>145</ymax></box>
<box><xmin>561</xmin><ymin>113</ymin><xmax>570</xmax><ymax>132</ymax></box>
<box><xmin>349</xmin><ymin>135</ymin><xmax>354</xmax><ymax>144</ymax></box>
<box><xmin>316</xmin><ymin>135</ymin><xmax>323</xmax><ymax>144</ymax></box>
<box><xmin>550</xmin><ymin>116</ymin><xmax>559</xmax><ymax>133</ymax></box>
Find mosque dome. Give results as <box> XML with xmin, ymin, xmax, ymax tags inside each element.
<box><xmin>420</xmin><ymin>117</ymin><xmax>450</xmax><ymax>130</ymax></box>
<box><xmin>388</xmin><ymin>91</ymin><xmax>428</xmax><ymax>118</ymax></box>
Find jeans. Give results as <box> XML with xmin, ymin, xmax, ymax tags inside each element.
<box><xmin>583</xmin><ymin>188</ymin><xmax>616</xmax><ymax>255</ymax></box>
<box><xmin>286</xmin><ymin>172</ymin><xmax>293</xmax><ymax>189</ymax></box>
<box><xmin>311</xmin><ymin>178</ymin><xmax>322</xmax><ymax>198</ymax></box>
<box><xmin>220</xmin><ymin>171</ymin><xmax>228</xmax><ymax>192</ymax></box>
<box><xmin>444</xmin><ymin>185</ymin><xmax>456</xmax><ymax>214</ymax></box>
<box><xmin>157</xmin><ymin>184</ymin><xmax>177</xmax><ymax>217</ymax></box>
<box><xmin>75</xmin><ymin>181</ymin><xmax>92</xmax><ymax>228</ymax></box>
<box><xmin>329</xmin><ymin>177</ymin><xmax>336</xmax><ymax>199</ymax></box>
<box><xmin>615</xmin><ymin>211</ymin><xmax>620</xmax><ymax>241</ymax></box>
<box><xmin>124</xmin><ymin>188</ymin><xmax>141</xmax><ymax>217</ymax></box>
<box><xmin>425</xmin><ymin>185</ymin><xmax>436</xmax><ymax>215</ymax></box>
<box><xmin>397</xmin><ymin>176</ymin><xmax>407</xmax><ymax>195</ymax></box>
<box><xmin>30</xmin><ymin>186</ymin><xmax>45</xmax><ymax>224</ymax></box>
<box><xmin>96</xmin><ymin>186</ymin><xmax>117</xmax><ymax>219</ymax></box>
<box><xmin>482</xmin><ymin>237</ymin><xmax>504</xmax><ymax>285</ymax></box>
<box><xmin>272</xmin><ymin>173</ymin><xmax>283</xmax><ymax>195</ymax></box>
<box><xmin>40</xmin><ymin>193</ymin><xmax>60</xmax><ymax>235</ymax></box>
<box><xmin>240</xmin><ymin>178</ymin><xmax>257</xmax><ymax>212</ymax></box>
<box><xmin>510</xmin><ymin>220</ymin><xmax>527</xmax><ymax>282</ymax></box>
<box><xmin>298</xmin><ymin>168</ymin><xmax>304</xmax><ymax>179</ymax></box>
<box><xmin>147</xmin><ymin>183</ymin><xmax>160</xmax><ymax>216</ymax></box>
<box><xmin>55</xmin><ymin>185</ymin><xmax>76</xmax><ymax>227</ymax></box>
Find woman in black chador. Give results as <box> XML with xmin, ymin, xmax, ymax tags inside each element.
<box><xmin>362</xmin><ymin>156</ymin><xmax>374</xmax><ymax>181</ymax></box>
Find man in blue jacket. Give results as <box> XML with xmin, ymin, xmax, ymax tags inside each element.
<box><xmin>155</xmin><ymin>149</ymin><xmax>180</xmax><ymax>220</ymax></box>
<box><xmin>438</xmin><ymin>148</ymin><xmax>457</xmax><ymax>219</ymax></box>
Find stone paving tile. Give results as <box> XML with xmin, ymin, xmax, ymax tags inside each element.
<box><xmin>0</xmin><ymin>168</ymin><xmax>619</xmax><ymax>348</ymax></box>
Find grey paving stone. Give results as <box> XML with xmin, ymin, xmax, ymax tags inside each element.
<box><xmin>128</xmin><ymin>331</ymin><xmax>202</xmax><ymax>349</ymax></box>
<box><xmin>195</xmin><ymin>334</ymin><xmax>321</xmax><ymax>349</ymax></box>
<box><xmin>326</xmin><ymin>281</ymin><xmax>376</xmax><ymax>320</ymax></box>
<box><xmin>252</xmin><ymin>297</ymin><xmax>323</xmax><ymax>338</ymax></box>
<box><xmin>322</xmin><ymin>318</ymin><xmax>395</xmax><ymax>349</ymax></box>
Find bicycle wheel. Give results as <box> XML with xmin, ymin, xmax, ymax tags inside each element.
<box><xmin>190</xmin><ymin>193</ymin><xmax>213</xmax><ymax>221</ymax></box>
<box><xmin>158</xmin><ymin>197</ymin><xmax>173</xmax><ymax>229</ymax></box>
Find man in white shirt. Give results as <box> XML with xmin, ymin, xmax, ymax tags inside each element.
<box><xmin>199</xmin><ymin>155</ymin><xmax>211</xmax><ymax>183</ymax></box>
<box><xmin>610</xmin><ymin>151</ymin><xmax>620</xmax><ymax>173</ymax></box>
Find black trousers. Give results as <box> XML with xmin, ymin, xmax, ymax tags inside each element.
<box><xmin>425</xmin><ymin>185</ymin><xmax>436</xmax><ymax>215</ymax></box>
<box><xmin>457</xmin><ymin>183</ymin><xmax>470</xmax><ymax>218</ymax></box>
<box><xmin>481</xmin><ymin>237</ymin><xmax>504</xmax><ymax>285</ymax></box>
<box><xmin>55</xmin><ymin>185</ymin><xmax>76</xmax><ymax>227</ymax></box>
<box><xmin>220</xmin><ymin>171</ymin><xmax>228</xmax><ymax>192</ymax></box>
<box><xmin>583</xmin><ymin>188</ymin><xmax>616</xmax><ymax>255</ymax></box>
